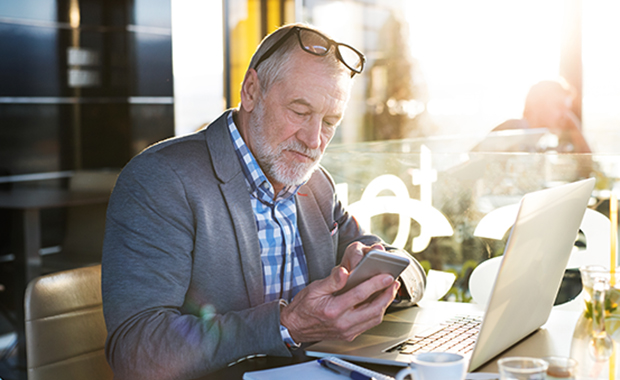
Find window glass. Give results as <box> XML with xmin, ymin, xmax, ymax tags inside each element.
<box><xmin>302</xmin><ymin>0</ymin><xmax>566</xmax><ymax>144</ymax></box>
<box><xmin>0</xmin><ymin>0</ymin><xmax>57</xmax><ymax>22</ymax></box>
<box><xmin>582</xmin><ymin>0</ymin><xmax>620</xmax><ymax>154</ymax></box>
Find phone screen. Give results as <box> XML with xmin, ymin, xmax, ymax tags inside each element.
<box><xmin>334</xmin><ymin>250</ymin><xmax>410</xmax><ymax>296</ymax></box>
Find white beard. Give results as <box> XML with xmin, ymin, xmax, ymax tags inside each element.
<box><xmin>249</xmin><ymin>99</ymin><xmax>322</xmax><ymax>187</ymax></box>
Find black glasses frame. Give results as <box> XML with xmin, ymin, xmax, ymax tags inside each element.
<box><xmin>252</xmin><ymin>26</ymin><xmax>366</xmax><ymax>77</ymax></box>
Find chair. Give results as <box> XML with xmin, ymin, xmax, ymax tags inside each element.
<box><xmin>24</xmin><ymin>264</ymin><xmax>113</xmax><ymax>380</ymax></box>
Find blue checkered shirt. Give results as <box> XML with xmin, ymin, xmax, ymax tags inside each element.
<box><xmin>226</xmin><ymin>112</ymin><xmax>309</xmax><ymax>303</ymax></box>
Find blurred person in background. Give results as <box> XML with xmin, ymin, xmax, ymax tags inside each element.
<box><xmin>491</xmin><ymin>79</ymin><xmax>591</xmax><ymax>153</ymax></box>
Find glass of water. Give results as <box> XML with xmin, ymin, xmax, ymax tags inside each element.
<box><xmin>498</xmin><ymin>357</ymin><xmax>548</xmax><ymax>380</ymax></box>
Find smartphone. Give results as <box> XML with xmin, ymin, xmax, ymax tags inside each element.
<box><xmin>334</xmin><ymin>250</ymin><xmax>410</xmax><ymax>296</ymax></box>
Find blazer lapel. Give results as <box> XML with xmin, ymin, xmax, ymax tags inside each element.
<box><xmin>297</xmin><ymin>188</ymin><xmax>336</xmax><ymax>282</ymax></box>
<box><xmin>221</xmin><ymin>180</ymin><xmax>264</xmax><ymax>307</ymax></box>
<box><xmin>205</xmin><ymin>113</ymin><xmax>264</xmax><ymax>307</ymax></box>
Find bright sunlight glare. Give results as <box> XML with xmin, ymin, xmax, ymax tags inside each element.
<box><xmin>582</xmin><ymin>0</ymin><xmax>620</xmax><ymax>148</ymax></box>
<box><xmin>405</xmin><ymin>0</ymin><xmax>565</xmax><ymax>135</ymax></box>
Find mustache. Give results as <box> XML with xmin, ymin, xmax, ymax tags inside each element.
<box><xmin>282</xmin><ymin>140</ymin><xmax>321</xmax><ymax>161</ymax></box>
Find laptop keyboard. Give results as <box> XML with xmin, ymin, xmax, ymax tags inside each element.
<box><xmin>386</xmin><ymin>315</ymin><xmax>482</xmax><ymax>356</ymax></box>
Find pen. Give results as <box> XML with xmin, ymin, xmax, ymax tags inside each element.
<box><xmin>318</xmin><ymin>358</ymin><xmax>376</xmax><ymax>380</ymax></box>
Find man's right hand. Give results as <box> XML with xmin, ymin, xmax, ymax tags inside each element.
<box><xmin>279</xmin><ymin>242</ymin><xmax>400</xmax><ymax>343</ymax></box>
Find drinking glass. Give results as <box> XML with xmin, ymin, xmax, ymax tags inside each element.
<box><xmin>542</xmin><ymin>356</ymin><xmax>577</xmax><ymax>379</ymax></box>
<box><xmin>498</xmin><ymin>357</ymin><xmax>548</xmax><ymax>380</ymax></box>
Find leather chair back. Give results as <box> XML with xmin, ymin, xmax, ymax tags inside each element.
<box><xmin>24</xmin><ymin>265</ymin><xmax>113</xmax><ymax>380</ymax></box>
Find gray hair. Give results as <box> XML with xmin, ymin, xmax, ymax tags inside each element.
<box><xmin>247</xmin><ymin>23</ymin><xmax>349</xmax><ymax>94</ymax></box>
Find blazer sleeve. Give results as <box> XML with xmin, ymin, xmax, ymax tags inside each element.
<box><xmin>101</xmin><ymin>152</ymin><xmax>290</xmax><ymax>380</ymax></box>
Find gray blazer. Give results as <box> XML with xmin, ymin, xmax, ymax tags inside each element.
<box><xmin>101</xmin><ymin>111</ymin><xmax>381</xmax><ymax>380</ymax></box>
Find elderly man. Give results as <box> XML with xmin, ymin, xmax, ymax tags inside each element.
<box><xmin>102</xmin><ymin>23</ymin><xmax>425</xmax><ymax>379</ymax></box>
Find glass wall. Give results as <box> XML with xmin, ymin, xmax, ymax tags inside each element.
<box><xmin>322</xmin><ymin>135</ymin><xmax>619</xmax><ymax>303</ymax></box>
<box><xmin>582</xmin><ymin>0</ymin><xmax>620</xmax><ymax>153</ymax></box>
<box><xmin>298</xmin><ymin>0</ymin><xmax>619</xmax><ymax>155</ymax></box>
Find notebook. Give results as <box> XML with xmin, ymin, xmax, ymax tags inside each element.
<box><xmin>243</xmin><ymin>357</ymin><xmax>394</xmax><ymax>380</ymax></box>
<box><xmin>306</xmin><ymin>178</ymin><xmax>595</xmax><ymax>371</ymax></box>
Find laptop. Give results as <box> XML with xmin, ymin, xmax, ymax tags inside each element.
<box><xmin>306</xmin><ymin>178</ymin><xmax>595</xmax><ymax>371</ymax></box>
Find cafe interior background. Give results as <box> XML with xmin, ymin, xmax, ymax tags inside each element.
<box><xmin>1</xmin><ymin>0</ymin><xmax>620</xmax><ymax>377</ymax></box>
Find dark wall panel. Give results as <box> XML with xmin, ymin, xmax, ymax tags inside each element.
<box><xmin>132</xmin><ymin>33</ymin><xmax>173</xmax><ymax>96</ymax></box>
<box><xmin>0</xmin><ymin>24</ymin><xmax>61</xmax><ymax>96</ymax></box>
<box><xmin>79</xmin><ymin>103</ymin><xmax>132</xmax><ymax>169</ymax></box>
<box><xmin>130</xmin><ymin>104</ymin><xmax>174</xmax><ymax>155</ymax></box>
<box><xmin>0</xmin><ymin>105</ymin><xmax>62</xmax><ymax>175</ymax></box>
